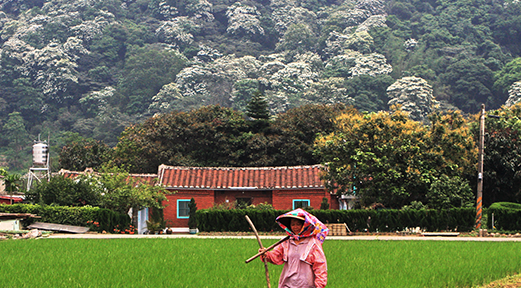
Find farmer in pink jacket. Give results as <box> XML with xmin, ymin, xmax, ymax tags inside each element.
<box><xmin>260</xmin><ymin>208</ymin><xmax>328</xmax><ymax>288</ymax></box>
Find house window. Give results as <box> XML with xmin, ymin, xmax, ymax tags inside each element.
<box><xmin>293</xmin><ymin>199</ymin><xmax>310</xmax><ymax>209</ymax></box>
<box><xmin>236</xmin><ymin>198</ymin><xmax>252</xmax><ymax>209</ymax></box>
<box><xmin>177</xmin><ymin>199</ymin><xmax>190</xmax><ymax>219</ymax></box>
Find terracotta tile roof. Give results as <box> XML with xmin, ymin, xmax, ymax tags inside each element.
<box><xmin>158</xmin><ymin>164</ymin><xmax>325</xmax><ymax>189</ymax></box>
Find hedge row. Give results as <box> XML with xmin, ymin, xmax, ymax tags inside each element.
<box><xmin>0</xmin><ymin>204</ymin><xmax>131</xmax><ymax>233</ymax></box>
<box><xmin>195</xmin><ymin>208</ymin><xmax>476</xmax><ymax>232</ymax></box>
<box><xmin>487</xmin><ymin>202</ymin><xmax>521</xmax><ymax>231</ymax></box>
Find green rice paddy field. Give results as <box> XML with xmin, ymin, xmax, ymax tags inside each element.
<box><xmin>1</xmin><ymin>238</ymin><xmax>520</xmax><ymax>287</ymax></box>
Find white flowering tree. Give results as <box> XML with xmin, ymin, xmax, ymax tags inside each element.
<box><xmin>157</xmin><ymin>2</ymin><xmax>179</xmax><ymax>20</ymax></box>
<box><xmin>301</xmin><ymin>77</ymin><xmax>354</xmax><ymax>105</ymax></box>
<box><xmin>356</xmin><ymin>15</ymin><xmax>387</xmax><ymax>32</ymax></box>
<box><xmin>505</xmin><ymin>81</ymin><xmax>521</xmax><ymax>107</ymax></box>
<box><xmin>24</xmin><ymin>41</ymin><xmax>80</xmax><ymax>101</ymax></box>
<box><xmin>80</xmin><ymin>86</ymin><xmax>116</xmax><ymax>117</ymax></box>
<box><xmin>387</xmin><ymin>76</ymin><xmax>436</xmax><ymax>122</ymax></box>
<box><xmin>176</xmin><ymin>55</ymin><xmax>262</xmax><ymax>107</ymax></box>
<box><xmin>226</xmin><ymin>2</ymin><xmax>264</xmax><ymax>38</ymax></box>
<box><xmin>349</xmin><ymin>52</ymin><xmax>392</xmax><ymax>77</ymax></box>
<box><xmin>269</xmin><ymin>58</ymin><xmax>320</xmax><ymax>93</ymax></box>
<box><xmin>155</xmin><ymin>17</ymin><xmax>196</xmax><ymax>48</ymax></box>
<box><xmin>355</xmin><ymin>0</ymin><xmax>386</xmax><ymax>15</ymax></box>
<box><xmin>324</xmin><ymin>50</ymin><xmax>392</xmax><ymax>78</ymax></box>
<box><xmin>148</xmin><ymin>83</ymin><xmax>183</xmax><ymax>114</ymax></box>
<box><xmin>270</xmin><ymin>0</ymin><xmax>318</xmax><ymax>36</ymax></box>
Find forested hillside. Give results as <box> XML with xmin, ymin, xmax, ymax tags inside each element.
<box><xmin>1</xmin><ymin>0</ymin><xmax>521</xmax><ymax>172</ymax></box>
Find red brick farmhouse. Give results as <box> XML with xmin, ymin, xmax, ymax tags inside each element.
<box><xmin>59</xmin><ymin>165</ymin><xmax>355</xmax><ymax>229</ymax></box>
<box><xmin>157</xmin><ymin>165</ymin><xmax>340</xmax><ymax>227</ymax></box>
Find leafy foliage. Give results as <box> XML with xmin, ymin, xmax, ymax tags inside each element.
<box><xmin>471</xmin><ymin>103</ymin><xmax>521</xmax><ymax>207</ymax></box>
<box><xmin>59</xmin><ymin>137</ymin><xmax>114</xmax><ymax>171</ymax></box>
<box><xmin>196</xmin><ymin>207</ymin><xmax>476</xmax><ymax>232</ymax></box>
<box><xmin>0</xmin><ymin>0</ymin><xmax>520</xmax><ymax>185</ymax></box>
<box><xmin>188</xmin><ymin>198</ymin><xmax>197</xmax><ymax>229</ymax></box>
<box><xmin>26</xmin><ymin>175</ymin><xmax>100</xmax><ymax>207</ymax></box>
<box><xmin>0</xmin><ymin>204</ymin><xmax>131</xmax><ymax>233</ymax></box>
<box><xmin>315</xmin><ymin>108</ymin><xmax>476</xmax><ymax>209</ymax></box>
<box><xmin>26</xmin><ymin>165</ymin><xmax>167</xmax><ymax>215</ymax></box>
<box><xmin>113</xmin><ymin>104</ymin><xmax>348</xmax><ymax>171</ymax></box>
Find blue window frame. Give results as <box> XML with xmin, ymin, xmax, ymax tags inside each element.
<box><xmin>177</xmin><ymin>199</ymin><xmax>190</xmax><ymax>219</ymax></box>
<box><xmin>293</xmin><ymin>199</ymin><xmax>310</xmax><ymax>209</ymax></box>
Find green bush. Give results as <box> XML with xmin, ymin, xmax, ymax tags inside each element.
<box><xmin>0</xmin><ymin>204</ymin><xmax>131</xmax><ymax>233</ymax></box>
<box><xmin>24</xmin><ymin>176</ymin><xmax>100</xmax><ymax>207</ymax></box>
<box><xmin>487</xmin><ymin>202</ymin><xmax>521</xmax><ymax>231</ymax></box>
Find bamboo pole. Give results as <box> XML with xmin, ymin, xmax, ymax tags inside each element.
<box><xmin>245</xmin><ymin>215</ymin><xmax>271</xmax><ymax>288</ymax></box>
<box><xmin>245</xmin><ymin>235</ymin><xmax>290</xmax><ymax>264</ymax></box>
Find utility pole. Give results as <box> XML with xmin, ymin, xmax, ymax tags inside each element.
<box><xmin>475</xmin><ymin>104</ymin><xmax>485</xmax><ymax>230</ymax></box>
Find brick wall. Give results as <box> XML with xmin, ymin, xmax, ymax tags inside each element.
<box><xmin>163</xmin><ymin>189</ymin><xmax>215</xmax><ymax>227</ymax></box>
<box><xmin>163</xmin><ymin>188</ymin><xmax>339</xmax><ymax>227</ymax></box>
<box><xmin>214</xmin><ymin>190</ymin><xmax>272</xmax><ymax>206</ymax></box>
<box><xmin>329</xmin><ymin>194</ymin><xmax>339</xmax><ymax>209</ymax></box>
<box><xmin>272</xmin><ymin>189</ymin><xmax>333</xmax><ymax>210</ymax></box>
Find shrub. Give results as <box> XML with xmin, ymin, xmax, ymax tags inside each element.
<box><xmin>188</xmin><ymin>198</ymin><xmax>198</xmax><ymax>229</ymax></box>
<box><xmin>487</xmin><ymin>202</ymin><xmax>521</xmax><ymax>231</ymax></box>
<box><xmin>195</xmin><ymin>207</ymin><xmax>476</xmax><ymax>232</ymax></box>
<box><xmin>0</xmin><ymin>204</ymin><xmax>131</xmax><ymax>233</ymax></box>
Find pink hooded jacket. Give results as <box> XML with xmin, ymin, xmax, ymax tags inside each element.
<box><xmin>264</xmin><ymin>209</ymin><xmax>328</xmax><ymax>288</ymax></box>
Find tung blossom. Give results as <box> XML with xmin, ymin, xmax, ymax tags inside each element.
<box><xmin>226</xmin><ymin>2</ymin><xmax>264</xmax><ymax>37</ymax></box>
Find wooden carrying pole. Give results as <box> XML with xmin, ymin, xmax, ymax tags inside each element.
<box><xmin>245</xmin><ymin>215</ymin><xmax>271</xmax><ymax>288</ymax></box>
<box><xmin>245</xmin><ymin>235</ymin><xmax>290</xmax><ymax>264</ymax></box>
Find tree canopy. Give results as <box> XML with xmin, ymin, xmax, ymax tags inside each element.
<box><xmin>2</xmin><ymin>0</ymin><xmax>521</xmax><ymax>173</ymax></box>
<box><xmin>315</xmin><ymin>108</ymin><xmax>476</xmax><ymax>209</ymax></box>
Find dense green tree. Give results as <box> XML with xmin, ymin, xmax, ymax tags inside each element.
<box><xmin>113</xmin><ymin>104</ymin><xmax>352</xmax><ymax>171</ymax></box>
<box><xmin>315</xmin><ymin>108</ymin><xmax>476</xmax><ymax>209</ymax></box>
<box><xmin>440</xmin><ymin>58</ymin><xmax>496</xmax><ymax>113</ymax></box>
<box><xmin>276</xmin><ymin>24</ymin><xmax>317</xmax><ymax>53</ymax></box>
<box><xmin>493</xmin><ymin>58</ymin><xmax>521</xmax><ymax>98</ymax></box>
<box><xmin>26</xmin><ymin>175</ymin><xmax>100</xmax><ymax>206</ymax></box>
<box><xmin>117</xmin><ymin>46</ymin><xmax>188</xmax><ymax>115</ymax></box>
<box><xmin>3</xmin><ymin>173</ymin><xmax>22</xmax><ymax>202</ymax></box>
<box><xmin>1</xmin><ymin>112</ymin><xmax>31</xmax><ymax>171</ymax></box>
<box><xmin>471</xmin><ymin>104</ymin><xmax>521</xmax><ymax>206</ymax></box>
<box><xmin>426</xmin><ymin>175</ymin><xmax>473</xmax><ymax>210</ymax></box>
<box><xmin>246</xmin><ymin>90</ymin><xmax>270</xmax><ymax>133</ymax></box>
<box><xmin>114</xmin><ymin>105</ymin><xmax>251</xmax><ymax>172</ymax></box>
<box><xmin>268</xmin><ymin>104</ymin><xmax>351</xmax><ymax>166</ymax></box>
<box><xmin>246</xmin><ymin>91</ymin><xmax>270</xmax><ymax>120</ymax></box>
<box><xmin>26</xmin><ymin>165</ymin><xmax>167</xmax><ymax>223</ymax></box>
<box><xmin>346</xmin><ymin>75</ymin><xmax>395</xmax><ymax>112</ymax></box>
<box><xmin>2</xmin><ymin>112</ymin><xmax>29</xmax><ymax>152</ymax></box>
<box><xmin>94</xmin><ymin>165</ymin><xmax>167</xmax><ymax>216</ymax></box>
<box><xmin>231</xmin><ymin>79</ymin><xmax>262</xmax><ymax>111</ymax></box>
<box><xmin>59</xmin><ymin>137</ymin><xmax>114</xmax><ymax>171</ymax></box>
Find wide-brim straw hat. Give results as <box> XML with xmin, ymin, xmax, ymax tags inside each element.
<box><xmin>277</xmin><ymin>214</ymin><xmax>305</xmax><ymax>228</ymax></box>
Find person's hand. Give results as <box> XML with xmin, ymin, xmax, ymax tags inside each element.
<box><xmin>258</xmin><ymin>248</ymin><xmax>267</xmax><ymax>261</ymax></box>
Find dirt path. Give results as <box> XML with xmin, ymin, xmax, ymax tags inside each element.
<box><xmin>479</xmin><ymin>274</ymin><xmax>521</xmax><ymax>287</ymax></box>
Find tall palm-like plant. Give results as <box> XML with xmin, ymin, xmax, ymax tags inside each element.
<box><xmin>4</xmin><ymin>173</ymin><xmax>21</xmax><ymax>204</ymax></box>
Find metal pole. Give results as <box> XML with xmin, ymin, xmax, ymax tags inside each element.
<box><xmin>476</xmin><ymin>104</ymin><xmax>485</xmax><ymax>230</ymax></box>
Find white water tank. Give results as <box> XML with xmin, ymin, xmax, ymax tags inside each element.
<box><xmin>33</xmin><ymin>142</ymin><xmax>48</xmax><ymax>165</ymax></box>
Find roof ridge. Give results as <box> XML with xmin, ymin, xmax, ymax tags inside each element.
<box><xmin>158</xmin><ymin>164</ymin><xmax>324</xmax><ymax>170</ymax></box>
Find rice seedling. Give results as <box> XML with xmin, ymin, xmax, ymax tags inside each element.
<box><xmin>1</xmin><ymin>238</ymin><xmax>520</xmax><ymax>287</ymax></box>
